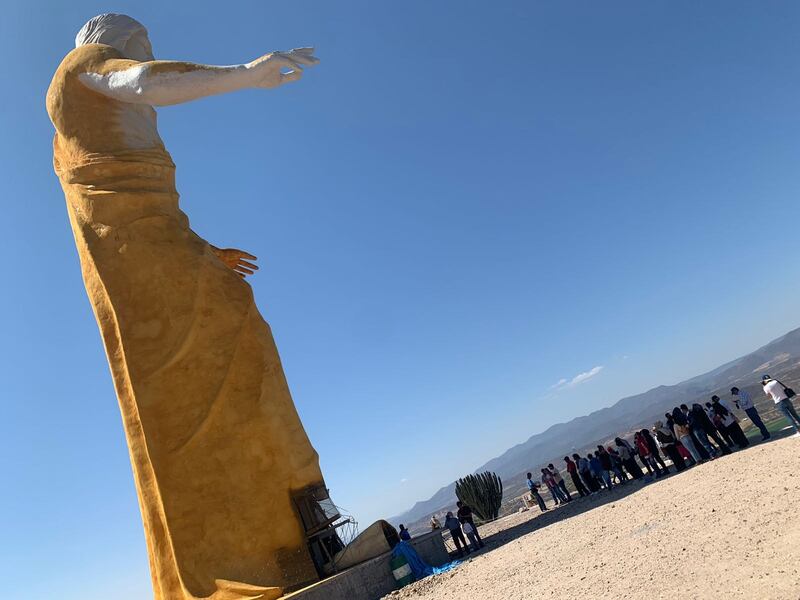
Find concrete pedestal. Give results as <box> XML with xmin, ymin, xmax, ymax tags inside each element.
<box><xmin>285</xmin><ymin>530</ymin><xmax>450</xmax><ymax>600</ymax></box>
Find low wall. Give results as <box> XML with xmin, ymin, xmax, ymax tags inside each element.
<box><xmin>285</xmin><ymin>530</ymin><xmax>450</xmax><ymax>600</ymax></box>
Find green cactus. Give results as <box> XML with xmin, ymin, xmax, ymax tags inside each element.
<box><xmin>455</xmin><ymin>471</ymin><xmax>504</xmax><ymax>523</ymax></box>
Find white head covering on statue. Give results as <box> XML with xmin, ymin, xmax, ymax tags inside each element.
<box><xmin>75</xmin><ymin>13</ymin><xmax>152</xmax><ymax>60</ymax></box>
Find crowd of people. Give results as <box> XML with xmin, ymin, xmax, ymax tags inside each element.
<box><xmin>427</xmin><ymin>501</ymin><xmax>485</xmax><ymax>557</ymax></box>
<box><xmin>409</xmin><ymin>375</ymin><xmax>800</xmax><ymax>558</ymax></box>
<box><xmin>524</xmin><ymin>375</ymin><xmax>800</xmax><ymax>510</ymax></box>
<box><xmin>402</xmin><ymin>501</ymin><xmax>486</xmax><ymax>558</ymax></box>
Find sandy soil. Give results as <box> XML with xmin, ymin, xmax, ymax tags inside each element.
<box><xmin>386</xmin><ymin>435</ymin><xmax>800</xmax><ymax>600</ymax></box>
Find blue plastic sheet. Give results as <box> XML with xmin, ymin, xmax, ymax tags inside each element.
<box><xmin>391</xmin><ymin>541</ymin><xmax>461</xmax><ymax>580</ymax></box>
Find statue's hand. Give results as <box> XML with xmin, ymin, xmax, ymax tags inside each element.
<box><xmin>246</xmin><ymin>48</ymin><xmax>319</xmax><ymax>88</ymax></box>
<box><xmin>211</xmin><ymin>247</ymin><xmax>259</xmax><ymax>278</ymax></box>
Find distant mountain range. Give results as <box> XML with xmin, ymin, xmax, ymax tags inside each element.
<box><xmin>391</xmin><ymin>326</ymin><xmax>800</xmax><ymax>529</ymax></box>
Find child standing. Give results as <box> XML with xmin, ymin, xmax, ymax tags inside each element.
<box><xmin>462</xmin><ymin>521</ymin><xmax>481</xmax><ymax>552</ymax></box>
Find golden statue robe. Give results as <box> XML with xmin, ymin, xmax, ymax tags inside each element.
<box><xmin>47</xmin><ymin>44</ymin><xmax>324</xmax><ymax>599</ymax></box>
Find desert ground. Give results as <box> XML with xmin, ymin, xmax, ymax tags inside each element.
<box><xmin>386</xmin><ymin>434</ymin><xmax>800</xmax><ymax>600</ymax></box>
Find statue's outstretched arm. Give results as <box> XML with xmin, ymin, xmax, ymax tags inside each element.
<box><xmin>78</xmin><ymin>48</ymin><xmax>318</xmax><ymax>106</ymax></box>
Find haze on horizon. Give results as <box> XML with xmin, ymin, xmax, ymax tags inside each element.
<box><xmin>3</xmin><ymin>2</ymin><xmax>800</xmax><ymax>599</ymax></box>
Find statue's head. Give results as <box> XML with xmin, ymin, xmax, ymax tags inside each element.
<box><xmin>75</xmin><ymin>13</ymin><xmax>154</xmax><ymax>61</ymax></box>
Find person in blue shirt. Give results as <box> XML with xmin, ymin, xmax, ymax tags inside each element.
<box><xmin>444</xmin><ymin>511</ymin><xmax>470</xmax><ymax>558</ymax></box>
<box><xmin>588</xmin><ymin>452</ymin><xmax>610</xmax><ymax>490</ymax></box>
<box><xmin>731</xmin><ymin>387</ymin><xmax>770</xmax><ymax>441</ymax></box>
<box><xmin>398</xmin><ymin>524</ymin><xmax>411</xmax><ymax>541</ymax></box>
<box><xmin>526</xmin><ymin>472</ymin><xmax>548</xmax><ymax>512</ymax></box>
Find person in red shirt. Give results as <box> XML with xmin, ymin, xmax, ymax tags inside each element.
<box><xmin>634</xmin><ymin>431</ymin><xmax>664</xmax><ymax>477</ymax></box>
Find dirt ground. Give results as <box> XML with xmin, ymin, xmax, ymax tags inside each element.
<box><xmin>386</xmin><ymin>435</ymin><xmax>800</xmax><ymax>600</ymax></box>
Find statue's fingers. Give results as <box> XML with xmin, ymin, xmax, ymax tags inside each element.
<box><xmin>235</xmin><ymin>265</ymin><xmax>255</xmax><ymax>275</ymax></box>
<box><xmin>289</xmin><ymin>47</ymin><xmax>316</xmax><ymax>58</ymax></box>
<box><xmin>272</xmin><ymin>55</ymin><xmax>304</xmax><ymax>71</ymax></box>
<box><xmin>238</xmin><ymin>260</ymin><xmax>259</xmax><ymax>270</ymax></box>
<box><xmin>287</xmin><ymin>48</ymin><xmax>319</xmax><ymax>66</ymax></box>
<box><xmin>281</xmin><ymin>70</ymin><xmax>303</xmax><ymax>84</ymax></box>
<box><xmin>237</xmin><ymin>251</ymin><xmax>257</xmax><ymax>260</ymax></box>
<box><xmin>294</xmin><ymin>54</ymin><xmax>319</xmax><ymax>66</ymax></box>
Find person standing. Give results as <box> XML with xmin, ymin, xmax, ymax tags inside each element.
<box><xmin>565</xmin><ymin>456</ymin><xmax>590</xmax><ymax>497</ymax></box>
<box><xmin>548</xmin><ymin>464</ymin><xmax>573</xmax><ymax>502</ymax></box>
<box><xmin>654</xmin><ymin>421</ymin><xmax>686</xmax><ymax>472</ymax></box>
<box><xmin>711</xmin><ymin>395</ymin><xmax>749</xmax><ymax>449</ymax></box>
<box><xmin>762</xmin><ymin>375</ymin><xmax>800</xmax><ymax>436</ymax></box>
<box><xmin>731</xmin><ymin>387</ymin><xmax>770</xmax><ymax>441</ymax></box>
<box><xmin>672</xmin><ymin>407</ymin><xmax>703</xmax><ymax>464</ymax></box>
<box><xmin>641</xmin><ymin>428</ymin><xmax>670</xmax><ymax>475</ymax></box>
<box><xmin>456</xmin><ymin>502</ymin><xmax>484</xmax><ymax>548</ymax></box>
<box><xmin>691</xmin><ymin>403</ymin><xmax>732</xmax><ymax>455</ymax></box>
<box><xmin>684</xmin><ymin>403</ymin><xmax>718</xmax><ymax>457</ymax></box>
<box><xmin>675</xmin><ymin>440</ymin><xmax>693</xmax><ymax>464</ymax></box>
<box><xmin>588</xmin><ymin>452</ymin><xmax>608</xmax><ymax>490</ymax></box>
<box><xmin>616</xmin><ymin>436</ymin><xmax>636</xmax><ymax>457</ymax></box>
<box><xmin>541</xmin><ymin>468</ymin><xmax>563</xmax><ymax>505</ymax></box>
<box><xmin>706</xmin><ymin>402</ymin><xmax>735</xmax><ymax>447</ymax></box>
<box><xmin>680</xmin><ymin>404</ymin><xmax>711</xmax><ymax>460</ymax></box>
<box><xmin>526</xmin><ymin>472</ymin><xmax>548</xmax><ymax>512</ymax></box>
<box><xmin>615</xmin><ymin>438</ymin><xmax>643</xmax><ymax>479</ymax></box>
<box><xmin>398</xmin><ymin>524</ymin><xmax>411</xmax><ymax>541</ymax></box>
<box><xmin>429</xmin><ymin>515</ymin><xmax>441</xmax><ymax>530</ymax></box>
<box><xmin>606</xmin><ymin>446</ymin><xmax>628</xmax><ymax>483</ymax></box>
<box><xmin>576</xmin><ymin>453</ymin><xmax>600</xmax><ymax>492</ymax></box>
<box><xmin>461</xmin><ymin>521</ymin><xmax>481</xmax><ymax>552</ymax></box>
<box><xmin>664</xmin><ymin>413</ymin><xmax>677</xmax><ymax>437</ymax></box>
<box><xmin>619</xmin><ymin>436</ymin><xmax>645</xmax><ymax>473</ymax></box>
<box><xmin>594</xmin><ymin>448</ymin><xmax>614</xmax><ymax>490</ymax></box>
<box><xmin>634</xmin><ymin>432</ymin><xmax>660</xmax><ymax>477</ymax></box>
<box><xmin>444</xmin><ymin>511</ymin><xmax>470</xmax><ymax>557</ymax></box>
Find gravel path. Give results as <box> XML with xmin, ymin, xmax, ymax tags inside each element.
<box><xmin>386</xmin><ymin>435</ymin><xmax>800</xmax><ymax>600</ymax></box>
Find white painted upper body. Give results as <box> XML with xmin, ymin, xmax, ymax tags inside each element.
<box><xmin>70</xmin><ymin>13</ymin><xmax>317</xmax><ymax>147</ymax></box>
<box><xmin>78</xmin><ymin>49</ymin><xmax>316</xmax><ymax>107</ymax></box>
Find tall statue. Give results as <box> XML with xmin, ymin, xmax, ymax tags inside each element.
<box><xmin>46</xmin><ymin>14</ymin><xmax>328</xmax><ymax>600</ymax></box>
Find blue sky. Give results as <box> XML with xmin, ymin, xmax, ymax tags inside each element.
<box><xmin>3</xmin><ymin>1</ymin><xmax>800</xmax><ymax>598</ymax></box>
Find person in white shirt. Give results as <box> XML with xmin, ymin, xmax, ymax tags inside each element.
<box><xmin>762</xmin><ymin>375</ymin><xmax>800</xmax><ymax>435</ymax></box>
<box><xmin>461</xmin><ymin>521</ymin><xmax>481</xmax><ymax>552</ymax></box>
<box><xmin>731</xmin><ymin>387</ymin><xmax>770</xmax><ymax>441</ymax></box>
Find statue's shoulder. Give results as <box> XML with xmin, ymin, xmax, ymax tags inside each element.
<box><xmin>54</xmin><ymin>44</ymin><xmax>126</xmax><ymax>79</ymax></box>
<box><xmin>47</xmin><ymin>44</ymin><xmax>127</xmax><ymax>125</ymax></box>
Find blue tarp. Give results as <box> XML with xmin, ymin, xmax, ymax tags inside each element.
<box><xmin>391</xmin><ymin>541</ymin><xmax>461</xmax><ymax>580</ymax></box>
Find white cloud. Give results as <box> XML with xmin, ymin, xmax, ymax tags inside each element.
<box><xmin>400</xmin><ymin>478</ymin><xmax>408</xmax><ymax>484</ymax></box>
<box><xmin>552</xmin><ymin>365</ymin><xmax>604</xmax><ymax>390</ymax></box>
